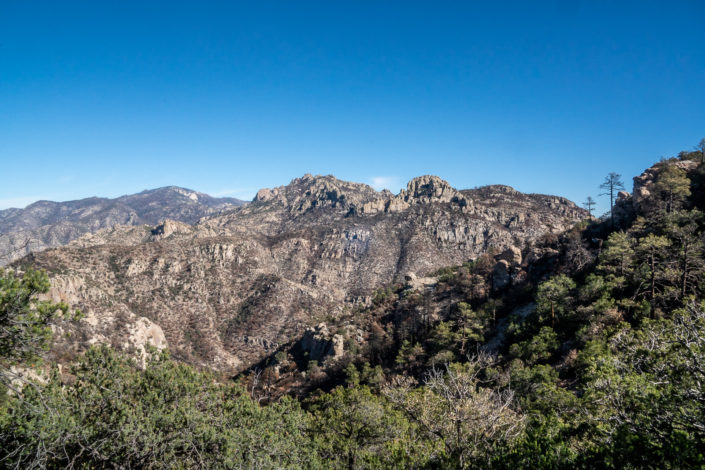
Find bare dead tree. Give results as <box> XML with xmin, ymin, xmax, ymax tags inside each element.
<box><xmin>587</xmin><ymin>302</ymin><xmax>705</xmax><ymax>443</ymax></box>
<box><xmin>0</xmin><ymin>231</ymin><xmax>35</xmax><ymax>265</ymax></box>
<box><xmin>384</xmin><ymin>352</ymin><xmax>524</xmax><ymax>469</ymax></box>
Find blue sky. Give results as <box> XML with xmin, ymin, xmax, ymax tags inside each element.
<box><xmin>1</xmin><ymin>1</ymin><xmax>704</xmax><ymax>215</ymax></box>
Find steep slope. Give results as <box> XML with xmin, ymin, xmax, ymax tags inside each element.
<box><xmin>23</xmin><ymin>174</ymin><xmax>586</xmax><ymax>373</ymax></box>
<box><xmin>0</xmin><ymin>187</ymin><xmax>245</xmax><ymax>264</ymax></box>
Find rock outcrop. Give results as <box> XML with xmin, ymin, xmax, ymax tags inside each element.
<box><xmin>632</xmin><ymin>160</ymin><xmax>698</xmax><ymax>213</ymax></box>
<box><xmin>299</xmin><ymin>323</ymin><xmax>345</xmax><ymax>362</ymax></box>
<box><xmin>491</xmin><ymin>246</ymin><xmax>523</xmax><ymax>291</ymax></box>
<box><xmin>358</xmin><ymin>175</ymin><xmax>469</xmax><ymax>215</ymax></box>
<box><xmin>496</xmin><ymin>246</ymin><xmax>522</xmax><ymax>265</ymax></box>
<box><xmin>492</xmin><ymin>260</ymin><xmax>512</xmax><ymax>291</ymax></box>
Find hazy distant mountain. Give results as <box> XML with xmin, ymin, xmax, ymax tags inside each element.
<box><xmin>0</xmin><ymin>186</ymin><xmax>246</xmax><ymax>264</ymax></box>
<box><xmin>24</xmin><ymin>174</ymin><xmax>586</xmax><ymax>372</ymax></box>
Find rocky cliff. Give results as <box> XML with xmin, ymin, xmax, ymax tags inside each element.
<box><xmin>0</xmin><ymin>187</ymin><xmax>245</xmax><ymax>265</ymax></box>
<box><xmin>609</xmin><ymin>159</ymin><xmax>700</xmax><ymax>225</ymax></box>
<box><xmin>19</xmin><ymin>174</ymin><xmax>586</xmax><ymax>373</ymax></box>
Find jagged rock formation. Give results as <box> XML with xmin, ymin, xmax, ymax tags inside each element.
<box><xmin>20</xmin><ymin>174</ymin><xmax>586</xmax><ymax>373</ymax></box>
<box><xmin>632</xmin><ymin>160</ymin><xmax>698</xmax><ymax>212</ymax></box>
<box><xmin>0</xmin><ymin>187</ymin><xmax>245</xmax><ymax>265</ymax></box>
<box><xmin>298</xmin><ymin>324</ymin><xmax>345</xmax><ymax>362</ymax></box>
<box><xmin>610</xmin><ymin>159</ymin><xmax>699</xmax><ymax>226</ymax></box>
<box><xmin>359</xmin><ymin>175</ymin><xmax>469</xmax><ymax>214</ymax></box>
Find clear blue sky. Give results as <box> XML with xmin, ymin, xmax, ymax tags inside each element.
<box><xmin>2</xmin><ymin>1</ymin><xmax>704</xmax><ymax>215</ymax></box>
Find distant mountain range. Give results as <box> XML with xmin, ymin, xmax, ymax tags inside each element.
<box><xmin>0</xmin><ymin>187</ymin><xmax>246</xmax><ymax>265</ymax></box>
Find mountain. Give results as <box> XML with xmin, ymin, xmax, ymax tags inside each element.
<box><xmin>24</xmin><ymin>174</ymin><xmax>586</xmax><ymax>373</ymax></box>
<box><xmin>0</xmin><ymin>187</ymin><xmax>245</xmax><ymax>265</ymax></box>
<box><xmin>6</xmin><ymin>150</ymin><xmax>705</xmax><ymax>469</ymax></box>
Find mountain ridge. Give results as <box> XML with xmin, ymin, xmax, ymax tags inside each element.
<box><xmin>0</xmin><ymin>186</ymin><xmax>246</xmax><ymax>265</ymax></box>
<box><xmin>16</xmin><ymin>174</ymin><xmax>587</xmax><ymax>374</ymax></box>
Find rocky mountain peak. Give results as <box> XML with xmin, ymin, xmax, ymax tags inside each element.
<box><xmin>254</xmin><ymin>187</ymin><xmax>279</xmax><ymax>203</ymax></box>
<box><xmin>252</xmin><ymin>174</ymin><xmax>471</xmax><ymax>218</ymax></box>
<box><xmin>163</xmin><ymin>186</ymin><xmax>201</xmax><ymax>202</ymax></box>
<box><xmin>357</xmin><ymin>175</ymin><xmax>469</xmax><ymax>215</ymax></box>
<box><xmin>400</xmin><ymin>175</ymin><xmax>468</xmax><ymax>207</ymax></box>
<box><xmin>252</xmin><ymin>174</ymin><xmax>379</xmax><ymax>215</ymax></box>
<box><xmin>404</xmin><ymin>175</ymin><xmax>453</xmax><ymax>198</ymax></box>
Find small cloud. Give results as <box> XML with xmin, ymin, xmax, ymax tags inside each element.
<box><xmin>369</xmin><ymin>176</ymin><xmax>401</xmax><ymax>192</ymax></box>
<box><xmin>0</xmin><ymin>196</ymin><xmax>45</xmax><ymax>210</ymax></box>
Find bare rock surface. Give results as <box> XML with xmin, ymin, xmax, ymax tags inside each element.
<box><xmin>299</xmin><ymin>323</ymin><xmax>345</xmax><ymax>362</ymax></box>
<box><xmin>496</xmin><ymin>246</ymin><xmax>522</xmax><ymax>265</ymax></box>
<box><xmin>20</xmin><ymin>174</ymin><xmax>586</xmax><ymax>373</ymax></box>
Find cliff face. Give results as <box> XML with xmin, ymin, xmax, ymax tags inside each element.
<box><xmin>22</xmin><ymin>175</ymin><xmax>586</xmax><ymax>372</ymax></box>
<box><xmin>632</xmin><ymin>160</ymin><xmax>698</xmax><ymax>211</ymax></box>
<box><xmin>608</xmin><ymin>159</ymin><xmax>700</xmax><ymax>225</ymax></box>
<box><xmin>0</xmin><ymin>187</ymin><xmax>245</xmax><ymax>265</ymax></box>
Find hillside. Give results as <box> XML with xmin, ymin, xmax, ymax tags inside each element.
<box><xmin>237</xmin><ymin>150</ymin><xmax>705</xmax><ymax>467</ymax></box>
<box><xmin>21</xmin><ymin>174</ymin><xmax>585</xmax><ymax>373</ymax></box>
<box><xmin>0</xmin><ymin>186</ymin><xmax>245</xmax><ymax>265</ymax></box>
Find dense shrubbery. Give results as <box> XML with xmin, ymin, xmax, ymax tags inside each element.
<box><xmin>1</xmin><ymin>345</ymin><xmax>320</xmax><ymax>469</ymax></box>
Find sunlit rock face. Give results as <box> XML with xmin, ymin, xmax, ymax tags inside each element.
<box><xmin>631</xmin><ymin>160</ymin><xmax>698</xmax><ymax>213</ymax></box>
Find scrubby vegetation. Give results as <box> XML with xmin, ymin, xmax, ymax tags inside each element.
<box><xmin>3</xmin><ymin>144</ymin><xmax>705</xmax><ymax>468</ymax></box>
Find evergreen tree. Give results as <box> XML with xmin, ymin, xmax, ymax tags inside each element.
<box><xmin>663</xmin><ymin>210</ymin><xmax>704</xmax><ymax>300</ymax></box>
<box><xmin>536</xmin><ymin>275</ymin><xmax>576</xmax><ymax>328</ymax></box>
<box><xmin>1</xmin><ymin>346</ymin><xmax>320</xmax><ymax>469</ymax></box>
<box><xmin>310</xmin><ymin>385</ymin><xmax>427</xmax><ymax>469</ymax></box>
<box><xmin>697</xmin><ymin>137</ymin><xmax>705</xmax><ymax>164</ymax></box>
<box><xmin>583</xmin><ymin>196</ymin><xmax>596</xmax><ymax>220</ymax></box>
<box><xmin>579</xmin><ymin>303</ymin><xmax>705</xmax><ymax>467</ymax></box>
<box><xmin>0</xmin><ymin>268</ymin><xmax>80</xmax><ymax>392</ymax></box>
<box><xmin>598</xmin><ymin>231</ymin><xmax>635</xmax><ymax>279</ymax></box>
<box><xmin>599</xmin><ymin>172</ymin><xmax>625</xmax><ymax>226</ymax></box>
<box><xmin>636</xmin><ymin>234</ymin><xmax>672</xmax><ymax>313</ymax></box>
<box><xmin>655</xmin><ymin>164</ymin><xmax>691</xmax><ymax>213</ymax></box>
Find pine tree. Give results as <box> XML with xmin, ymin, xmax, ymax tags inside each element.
<box><xmin>600</xmin><ymin>172</ymin><xmax>625</xmax><ymax>226</ymax></box>
<box><xmin>655</xmin><ymin>164</ymin><xmax>691</xmax><ymax>213</ymax></box>
<box><xmin>583</xmin><ymin>196</ymin><xmax>596</xmax><ymax>220</ymax></box>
